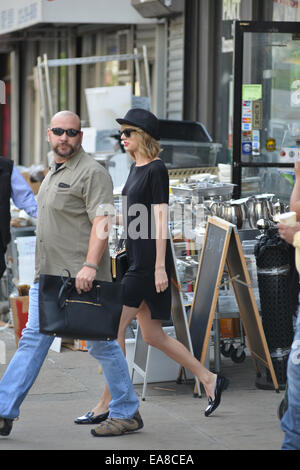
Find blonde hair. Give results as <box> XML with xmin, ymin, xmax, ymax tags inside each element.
<box><xmin>121</xmin><ymin>125</ymin><xmax>161</xmax><ymax>161</ymax></box>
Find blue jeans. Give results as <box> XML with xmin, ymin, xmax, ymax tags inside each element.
<box><xmin>281</xmin><ymin>307</ymin><xmax>300</xmax><ymax>450</ymax></box>
<box><xmin>0</xmin><ymin>283</ymin><xmax>139</xmax><ymax>420</ymax></box>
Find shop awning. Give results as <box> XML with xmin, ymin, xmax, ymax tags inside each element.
<box><xmin>0</xmin><ymin>0</ymin><xmax>155</xmax><ymax>36</ymax></box>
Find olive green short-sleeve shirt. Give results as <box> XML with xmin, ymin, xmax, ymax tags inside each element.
<box><xmin>34</xmin><ymin>148</ymin><xmax>115</xmax><ymax>282</ymax></box>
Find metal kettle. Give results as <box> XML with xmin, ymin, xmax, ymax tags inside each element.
<box><xmin>222</xmin><ymin>201</ymin><xmax>244</xmax><ymax>229</ymax></box>
<box><xmin>271</xmin><ymin>198</ymin><xmax>286</xmax><ymax>222</ymax></box>
<box><xmin>204</xmin><ymin>197</ymin><xmax>221</xmax><ymax>216</ymax></box>
<box><xmin>247</xmin><ymin>195</ymin><xmax>272</xmax><ymax>229</ymax></box>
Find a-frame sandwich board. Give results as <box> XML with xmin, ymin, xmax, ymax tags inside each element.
<box><xmin>189</xmin><ymin>216</ymin><xmax>279</xmax><ymax>393</ymax></box>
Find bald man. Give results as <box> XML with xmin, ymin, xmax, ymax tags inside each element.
<box><xmin>0</xmin><ymin>111</ymin><xmax>143</xmax><ymax>439</ymax></box>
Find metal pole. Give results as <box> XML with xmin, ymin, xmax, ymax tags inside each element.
<box><xmin>44</xmin><ymin>52</ymin><xmax>143</xmax><ymax>68</ymax></box>
<box><xmin>37</xmin><ymin>56</ymin><xmax>48</xmax><ymax>134</ymax></box>
<box><xmin>134</xmin><ymin>48</ymin><xmax>141</xmax><ymax>96</ymax></box>
<box><xmin>43</xmin><ymin>53</ymin><xmax>54</xmax><ymax>117</ymax></box>
<box><xmin>142</xmin><ymin>45</ymin><xmax>152</xmax><ymax>105</ymax></box>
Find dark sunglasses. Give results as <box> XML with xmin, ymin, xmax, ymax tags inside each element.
<box><xmin>120</xmin><ymin>128</ymin><xmax>137</xmax><ymax>138</ymax></box>
<box><xmin>51</xmin><ymin>127</ymin><xmax>81</xmax><ymax>137</ymax></box>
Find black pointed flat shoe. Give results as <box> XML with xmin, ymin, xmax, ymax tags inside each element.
<box><xmin>204</xmin><ymin>375</ymin><xmax>229</xmax><ymax>417</ymax></box>
<box><xmin>74</xmin><ymin>411</ymin><xmax>109</xmax><ymax>425</ymax></box>
<box><xmin>0</xmin><ymin>417</ymin><xmax>13</xmax><ymax>436</ymax></box>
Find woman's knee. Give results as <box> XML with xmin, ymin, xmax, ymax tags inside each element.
<box><xmin>141</xmin><ymin>328</ymin><xmax>165</xmax><ymax>348</ymax></box>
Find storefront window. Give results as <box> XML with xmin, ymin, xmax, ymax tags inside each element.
<box><xmin>105</xmin><ymin>34</ymin><xmax>119</xmax><ymax>86</ymax></box>
<box><xmin>216</xmin><ymin>1</ymin><xmax>242</xmax><ymax>164</ymax></box>
<box><xmin>59</xmin><ymin>51</ymin><xmax>68</xmax><ymax>110</ymax></box>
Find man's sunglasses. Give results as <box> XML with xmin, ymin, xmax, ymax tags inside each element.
<box><xmin>51</xmin><ymin>128</ymin><xmax>81</xmax><ymax>137</ymax></box>
<box><xmin>120</xmin><ymin>128</ymin><xmax>137</xmax><ymax>138</ymax></box>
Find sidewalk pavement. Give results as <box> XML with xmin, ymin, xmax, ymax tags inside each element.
<box><xmin>0</xmin><ymin>325</ymin><xmax>284</xmax><ymax>451</ymax></box>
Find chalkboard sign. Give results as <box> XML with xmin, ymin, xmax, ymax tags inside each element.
<box><xmin>226</xmin><ymin>228</ymin><xmax>277</xmax><ymax>382</ymax></box>
<box><xmin>189</xmin><ymin>216</ymin><xmax>279</xmax><ymax>392</ymax></box>
<box><xmin>189</xmin><ymin>217</ymin><xmax>232</xmax><ymax>362</ymax></box>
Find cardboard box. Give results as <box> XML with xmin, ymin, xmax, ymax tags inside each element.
<box><xmin>21</xmin><ymin>169</ymin><xmax>48</xmax><ymax>195</ymax></box>
<box><xmin>21</xmin><ymin>172</ymin><xmax>42</xmax><ymax>195</ymax></box>
<box><xmin>10</xmin><ymin>296</ymin><xmax>29</xmax><ymax>346</ymax></box>
<box><xmin>74</xmin><ymin>340</ymin><xmax>88</xmax><ymax>351</ymax></box>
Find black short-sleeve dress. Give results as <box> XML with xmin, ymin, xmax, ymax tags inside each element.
<box><xmin>121</xmin><ymin>159</ymin><xmax>172</xmax><ymax>320</ymax></box>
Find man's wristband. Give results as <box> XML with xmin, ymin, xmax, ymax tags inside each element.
<box><xmin>83</xmin><ymin>262</ymin><xmax>98</xmax><ymax>270</ymax></box>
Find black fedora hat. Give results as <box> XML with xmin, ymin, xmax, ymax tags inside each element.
<box><xmin>116</xmin><ymin>108</ymin><xmax>160</xmax><ymax>140</ymax></box>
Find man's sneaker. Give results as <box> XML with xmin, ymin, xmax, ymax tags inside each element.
<box><xmin>91</xmin><ymin>410</ymin><xmax>143</xmax><ymax>437</ymax></box>
<box><xmin>0</xmin><ymin>418</ymin><xmax>13</xmax><ymax>436</ymax></box>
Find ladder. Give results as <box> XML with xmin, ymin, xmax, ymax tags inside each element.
<box><xmin>36</xmin><ymin>45</ymin><xmax>152</xmax><ymax>135</ymax></box>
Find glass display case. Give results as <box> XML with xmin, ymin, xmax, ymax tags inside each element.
<box><xmin>232</xmin><ymin>21</ymin><xmax>300</xmax><ymax>203</ymax></box>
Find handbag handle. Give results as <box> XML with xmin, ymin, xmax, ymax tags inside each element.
<box><xmin>116</xmin><ymin>229</ymin><xmax>126</xmax><ymax>252</ymax></box>
<box><xmin>57</xmin><ymin>269</ymin><xmax>101</xmax><ymax>308</ymax></box>
<box><xmin>58</xmin><ymin>269</ymin><xmax>73</xmax><ymax>309</ymax></box>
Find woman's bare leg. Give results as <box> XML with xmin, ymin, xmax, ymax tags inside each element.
<box><xmin>91</xmin><ymin>299</ymin><xmax>217</xmax><ymax>416</ymax></box>
<box><xmin>91</xmin><ymin>304</ymin><xmax>140</xmax><ymax>415</ymax></box>
<box><xmin>137</xmin><ymin>302</ymin><xmax>217</xmax><ymax>400</ymax></box>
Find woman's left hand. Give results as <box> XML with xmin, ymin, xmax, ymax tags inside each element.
<box><xmin>155</xmin><ymin>267</ymin><xmax>169</xmax><ymax>293</ymax></box>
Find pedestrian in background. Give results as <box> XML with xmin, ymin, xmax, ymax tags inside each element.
<box><xmin>0</xmin><ymin>156</ymin><xmax>37</xmax><ymax>280</ymax></box>
<box><xmin>278</xmin><ymin>158</ymin><xmax>300</xmax><ymax>450</ymax></box>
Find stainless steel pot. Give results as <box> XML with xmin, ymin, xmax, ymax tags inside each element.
<box><xmin>221</xmin><ymin>201</ymin><xmax>244</xmax><ymax>229</ymax></box>
<box><xmin>204</xmin><ymin>197</ymin><xmax>221</xmax><ymax>216</ymax></box>
<box><xmin>270</xmin><ymin>198</ymin><xmax>286</xmax><ymax>222</ymax></box>
<box><xmin>247</xmin><ymin>195</ymin><xmax>273</xmax><ymax>229</ymax></box>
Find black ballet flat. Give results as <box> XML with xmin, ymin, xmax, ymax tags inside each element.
<box><xmin>74</xmin><ymin>411</ymin><xmax>109</xmax><ymax>425</ymax></box>
<box><xmin>204</xmin><ymin>375</ymin><xmax>229</xmax><ymax>417</ymax></box>
<box><xmin>0</xmin><ymin>417</ymin><xmax>13</xmax><ymax>436</ymax></box>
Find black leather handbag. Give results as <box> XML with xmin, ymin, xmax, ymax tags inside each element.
<box><xmin>111</xmin><ymin>237</ymin><xmax>129</xmax><ymax>282</ymax></box>
<box><xmin>39</xmin><ymin>270</ymin><xmax>123</xmax><ymax>341</ymax></box>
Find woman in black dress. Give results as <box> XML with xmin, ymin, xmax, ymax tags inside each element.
<box><xmin>75</xmin><ymin>109</ymin><xmax>229</xmax><ymax>431</ymax></box>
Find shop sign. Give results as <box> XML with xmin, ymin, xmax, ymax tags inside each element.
<box><xmin>0</xmin><ymin>0</ymin><xmax>153</xmax><ymax>35</ymax></box>
<box><xmin>222</xmin><ymin>37</ymin><xmax>234</xmax><ymax>53</ymax></box>
<box><xmin>0</xmin><ymin>1</ymin><xmax>40</xmax><ymax>35</ymax></box>
<box><xmin>242</xmin><ymin>142</ymin><xmax>252</xmax><ymax>154</ymax></box>
<box><xmin>242</xmin><ymin>100</ymin><xmax>252</xmax><ymax>131</ymax></box>
<box><xmin>266</xmin><ymin>138</ymin><xmax>276</xmax><ymax>152</ymax></box>
<box><xmin>252</xmin><ymin>130</ymin><xmax>260</xmax><ymax>156</ymax></box>
<box><xmin>222</xmin><ymin>0</ymin><xmax>241</xmax><ymax>20</ymax></box>
<box><xmin>242</xmin><ymin>84</ymin><xmax>262</xmax><ymax>101</ymax></box>
<box><xmin>252</xmin><ymin>100</ymin><xmax>263</xmax><ymax>129</ymax></box>
<box><xmin>273</xmin><ymin>0</ymin><xmax>299</xmax><ymax>8</ymax></box>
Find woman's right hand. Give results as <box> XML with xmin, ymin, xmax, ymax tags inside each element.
<box><xmin>155</xmin><ymin>266</ymin><xmax>168</xmax><ymax>293</ymax></box>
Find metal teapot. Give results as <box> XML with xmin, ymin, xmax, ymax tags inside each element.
<box><xmin>247</xmin><ymin>195</ymin><xmax>273</xmax><ymax>229</ymax></box>
<box><xmin>270</xmin><ymin>198</ymin><xmax>286</xmax><ymax>222</ymax></box>
<box><xmin>204</xmin><ymin>197</ymin><xmax>221</xmax><ymax>216</ymax></box>
<box><xmin>221</xmin><ymin>201</ymin><xmax>244</xmax><ymax>229</ymax></box>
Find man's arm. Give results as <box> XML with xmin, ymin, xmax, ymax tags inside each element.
<box><xmin>75</xmin><ymin>215</ymin><xmax>110</xmax><ymax>293</ymax></box>
<box><xmin>11</xmin><ymin>166</ymin><xmax>38</xmax><ymax>218</ymax></box>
